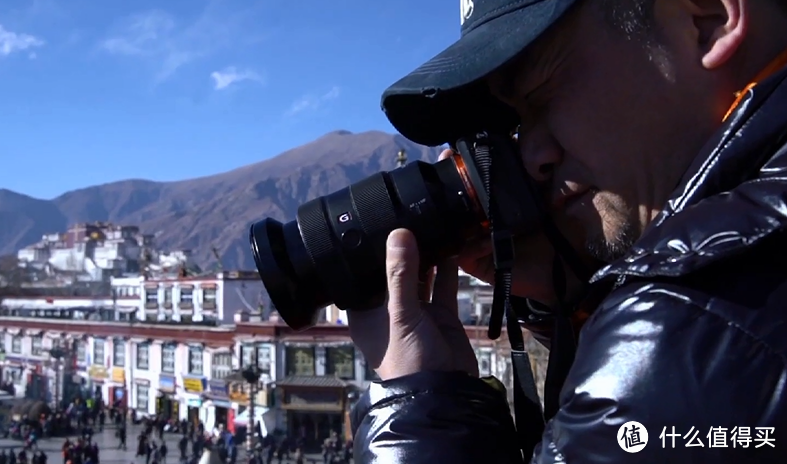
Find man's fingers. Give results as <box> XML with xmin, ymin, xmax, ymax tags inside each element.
<box><xmin>386</xmin><ymin>229</ymin><xmax>421</xmax><ymax>318</ymax></box>
<box><xmin>431</xmin><ymin>258</ymin><xmax>459</xmax><ymax>315</ymax></box>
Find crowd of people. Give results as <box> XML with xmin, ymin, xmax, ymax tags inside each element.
<box><xmin>0</xmin><ymin>448</ymin><xmax>48</xmax><ymax>464</ymax></box>
<box><xmin>1</xmin><ymin>398</ymin><xmax>355</xmax><ymax>464</ymax></box>
<box><xmin>61</xmin><ymin>437</ymin><xmax>99</xmax><ymax>464</ymax></box>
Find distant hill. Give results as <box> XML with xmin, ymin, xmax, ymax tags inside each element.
<box><xmin>0</xmin><ymin>130</ymin><xmax>442</xmax><ymax>269</ymax></box>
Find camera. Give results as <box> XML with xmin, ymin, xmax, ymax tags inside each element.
<box><xmin>249</xmin><ymin>133</ymin><xmax>543</xmax><ymax>331</ymax></box>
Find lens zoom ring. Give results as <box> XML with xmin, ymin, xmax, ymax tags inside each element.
<box><xmin>351</xmin><ymin>173</ymin><xmax>397</xmax><ymax>235</ymax></box>
<box><xmin>297</xmin><ymin>200</ymin><xmax>333</xmax><ymax>262</ymax></box>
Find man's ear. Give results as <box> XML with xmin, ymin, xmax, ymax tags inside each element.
<box><xmin>683</xmin><ymin>0</ymin><xmax>747</xmax><ymax>69</ymax></box>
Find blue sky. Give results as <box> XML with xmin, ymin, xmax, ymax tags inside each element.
<box><xmin>0</xmin><ymin>0</ymin><xmax>458</xmax><ymax>199</ymax></box>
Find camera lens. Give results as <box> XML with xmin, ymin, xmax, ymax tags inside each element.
<box><xmin>250</xmin><ymin>155</ymin><xmax>486</xmax><ymax>331</ymax></box>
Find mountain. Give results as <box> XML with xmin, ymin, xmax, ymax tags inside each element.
<box><xmin>0</xmin><ymin>130</ymin><xmax>443</xmax><ymax>269</ymax></box>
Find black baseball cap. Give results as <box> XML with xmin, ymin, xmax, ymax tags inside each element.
<box><xmin>381</xmin><ymin>0</ymin><xmax>578</xmax><ymax>146</ymax></box>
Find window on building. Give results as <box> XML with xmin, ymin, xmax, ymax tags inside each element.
<box><xmin>136</xmin><ymin>384</ymin><xmax>150</xmax><ymax>412</ymax></box>
<box><xmin>113</xmin><ymin>340</ymin><xmax>126</xmax><ymax>367</ymax></box>
<box><xmin>240</xmin><ymin>345</ymin><xmax>254</xmax><ymax>369</ymax></box>
<box><xmin>137</xmin><ymin>343</ymin><xmax>150</xmax><ymax>370</ymax></box>
<box><xmin>144</xmin><ymin>288</ymin><xmax>158</xmax><ymax>308</ymax></box>
<box><xmin>240</xmin><ymin>344</ymin><xmax>272</xmax><ymax>376</ymax></box>
<box><xmin>76</xmin><ymin>341</ymin><xmax>86</xmax><ymax>364</ymax></box>
<box><xmin>211</xmin><ymin>352</ymin><xmax>233</xmax><ymax>380</ymax></box>
<box><xmin>257</xmin><ymin>345</ymin><xmax>271</xmax><ymax>376</ymax></box>
<box><xmin>285</xmin><ymin>347</ymin><xmax>315</xmax><ymax>376</ymax></box>
<box><xmin>188</xmin><ymin>346</ymin><xmax>203</xmax><ymax>375</ymax></box>
<box><xmin>202</xmin><ymin>287</ymin><xmax>218</xmax><ymax>309</ymax></box>
<box><xmin>180</xmin><ymin>287</ymin><xmax>194</xmax><ymax>306</ymax></box>
<box><xmin>477</xmin><ymin>350</ymin><xmax>492</xmax><ymax>377</ymax></box>
<box><xmin>161</xmin><ymin>345</ymin><xmax>176</xmax><ymax>373</ymax></box>
<box><xmin>11</xmin><ymin>335</ymin><xmax>22</xmax><ymax>354</ymax></box>
<box><xmin>163</xmin><ymin>287</ymin><xmax>173</xmax><ymax>307</ymax></box>
<box><xmin>479</xmin><ymin>304</ymin><xmax>493</xmax><ymax>325</ymax></box>
<box><xmin>241</xmin><ymin>345</ymin><xmax>253</xmax><ymax>368</ymax></box>
<box><xmin>94</xmin><ymin>339</ymin><xmax>105</xmax><ymax>365</ymax></box>
<box><xmin>31</xmin><ymin>336</ymin><xmax>43</xmax><ymax>356</ymax></box>
<box><xmin>202</xmin><ymin>287</ymin><xmax>217</xmax><ymax>309</ymax></box>
<box><xmin>325</xmin><ymin>346</ymin><xmax>355</xmax><ymax>380</ymax></box>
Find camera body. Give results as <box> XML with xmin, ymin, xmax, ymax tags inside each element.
<box><xmin>250</xmin><ymin>133</ymin><xmax>543</xmax><ymax>331</ymax></box>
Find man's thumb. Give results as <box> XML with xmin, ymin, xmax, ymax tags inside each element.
<box><xmin>386</xmin><ymin>229</ymin><xmax>420</xmax><ymax>316</ymax></box>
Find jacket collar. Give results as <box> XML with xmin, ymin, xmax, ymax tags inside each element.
<box><xmin>592</xmin><ymin>66</ymin><xmax>787</xmax><ymax>283</ymax></box>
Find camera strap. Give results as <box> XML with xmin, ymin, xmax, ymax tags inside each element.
<box><xmin>473</xmin><ymin>136</ymin><xmax>592</xmax><ymax>459</ymax></box>
<box><xmin>473</xmin><ymin>143</ymin><xmax>545</xmax><ymax>460</ymax></box>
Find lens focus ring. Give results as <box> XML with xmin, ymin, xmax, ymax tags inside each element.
<box><xmin>297</xmin><ymin>198</ymin><xmax>334</xmax><ymax>264</ymax></box>
<box><xmin>351</xmin><ymin>173</ymin><xmax>398</xmax><ymax>235</ymax></box>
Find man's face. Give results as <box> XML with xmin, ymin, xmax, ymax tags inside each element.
<box><xmin>487</xmin><ymin>1</ymin><xmax>733</xmax><ymax>264</ymax></box>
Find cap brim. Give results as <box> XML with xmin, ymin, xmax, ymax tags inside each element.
<box><xmin>381</xmin><ymin>0</ymin><xmax>576</xmax><ymax>146</ymax></box>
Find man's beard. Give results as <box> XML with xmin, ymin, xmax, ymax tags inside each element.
<box><xmin>585</xmin><ymin>219</ymin><xmax>638</xmax><ymax>263</ymax></box>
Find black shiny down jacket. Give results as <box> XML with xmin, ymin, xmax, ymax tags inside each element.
<box><xmin>350</xmin><ymin>68</ymin><xmax>787</xmax><ymax>463</ymax></box>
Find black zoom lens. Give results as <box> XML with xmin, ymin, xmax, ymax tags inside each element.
<box><xmin>250</xmin><ymin>155</ymin><xmax>486</xmax><ymax>331</ymax></box>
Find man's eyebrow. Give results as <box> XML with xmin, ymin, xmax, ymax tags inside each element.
<box><xmin>493</xmin><ymin>49</ymin><xmax>539</xmax><ymax>102</ymax></box>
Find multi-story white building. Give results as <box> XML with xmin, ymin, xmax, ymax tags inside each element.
<box><xmin>17</xmin><ymin>222</ymin><xmax>153</xmax><ymax>279</ymax></box>
<box><xmin>0</xmin><ymin>293</ymin><xmax>139</xmax><ymax>321</ymax></box>
<box><xmin>14</xmin><ymin>222</ymin><xmax>203</xmax><ymax>284</ymax></box>
<box><xmin>134</xmin><ymin>271</ymin><xmax>269</xmax><ymax>325</ymax></box>
<box><xmin>0</xmin><ymin>320</ymin><xmax>237</xmax><ymax>423</ymax></box>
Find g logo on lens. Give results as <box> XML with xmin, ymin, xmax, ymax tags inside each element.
<box><xmin>338</xmin><ymin>212</ymin><xmax>352</xmax><ymax>223</ymax></box>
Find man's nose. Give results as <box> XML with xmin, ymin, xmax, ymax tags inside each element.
<box><xmin>520</xmin><ymin>123</ymin><xmax>562</xmax><ymax>183</ymax></box>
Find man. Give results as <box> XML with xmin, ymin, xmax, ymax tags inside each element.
<box><xmin>348</xmin><ymin>0</ymin><xmax>787</xmax><ymax>462</ymax></box>
<box><xmin>116</xmin><ymin>423</ymin><xmax>127</xmax><ymax>451</ymax></box>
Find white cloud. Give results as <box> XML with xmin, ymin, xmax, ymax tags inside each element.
<box><xmin>0</xmin><ymin>25</ymin><xmax>44</xmax><ymax>57</ymax></box>
<box><xmin>100</xmin><ymin>10</ymin><xmax>174</xmax><ymax>56</ymax></box>
<box><xmin>98</xmin><ymin>2</ymin><xmax>267</xmax><ymax>83</ymax></box>
<box><xmin>99</xmin><ymin>10</ymin><xmax>191</xmax><ymax>81</ymax></box>
<box><xmin>286</xmin><ymin>86</ymin><xmax>341</xmax><ymax>116</ymax></box>
<box><xmin>210</xmin><ymin>66</ymin><xmax>262</xmax><ymax>90</ymax></box>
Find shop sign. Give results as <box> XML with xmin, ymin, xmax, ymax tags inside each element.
<box><xmin>229</xmin><ymin>392</ymin><xmax>249</xmax><ymax>403</ymax></box>
<box><xmin>158</xmin><ymin>375</ymin><xmax>176</xmax><ymax>393</ymax></box>
<box><xmin>208</xmin><ymin>380</ymin><xmax>229</xmax><ymax>397</ymax></box>
<box><xmin>228</xmin><ymin>382</ymin><xmax>249</xmax><ymax>403</ymax></box>
<box><xmin>88</xmin><ymin>365</ymin><xmax>109</xmax><ymax>380</ymax></box>
<box><xmin>187</xmin><ymin>398</ymin><xmax>202</xmax><ymax>407</ymax></box>
<box><xmin>182</xmin><ymin>376</ymin><xmax>206</xmax><ymax>393</ymax></box>
<box><xmin>111</xmin><ymin>367</ymin><xmax>125</xmax><ymax>384</ymax></box>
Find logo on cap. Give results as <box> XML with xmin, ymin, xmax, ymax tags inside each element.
<box><xmin>460</xmin><ymin>0</ymin><xmax>474</xmax><ymax>25</ymax></box>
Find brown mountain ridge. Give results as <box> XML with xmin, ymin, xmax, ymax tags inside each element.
<box><xmin>0</xmin><ymin>130</ymin><xmax>442</xmax><ymax>270</ymax></box>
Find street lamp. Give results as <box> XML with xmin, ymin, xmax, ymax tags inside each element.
<box><xmin>50</xmin><ymin>346</ymin><xmax>66</xmax><ymax>410</ymax></box>
<box><xmin>241</xmin><ymin>349</ymin><xmax>262</xmax><ymax>455</ymax></box>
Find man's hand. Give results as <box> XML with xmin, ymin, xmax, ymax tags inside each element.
<box><xmin>348</xmin><ymin>228</ymin><xmax>478</xmax><ymax>380</ymax></box>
